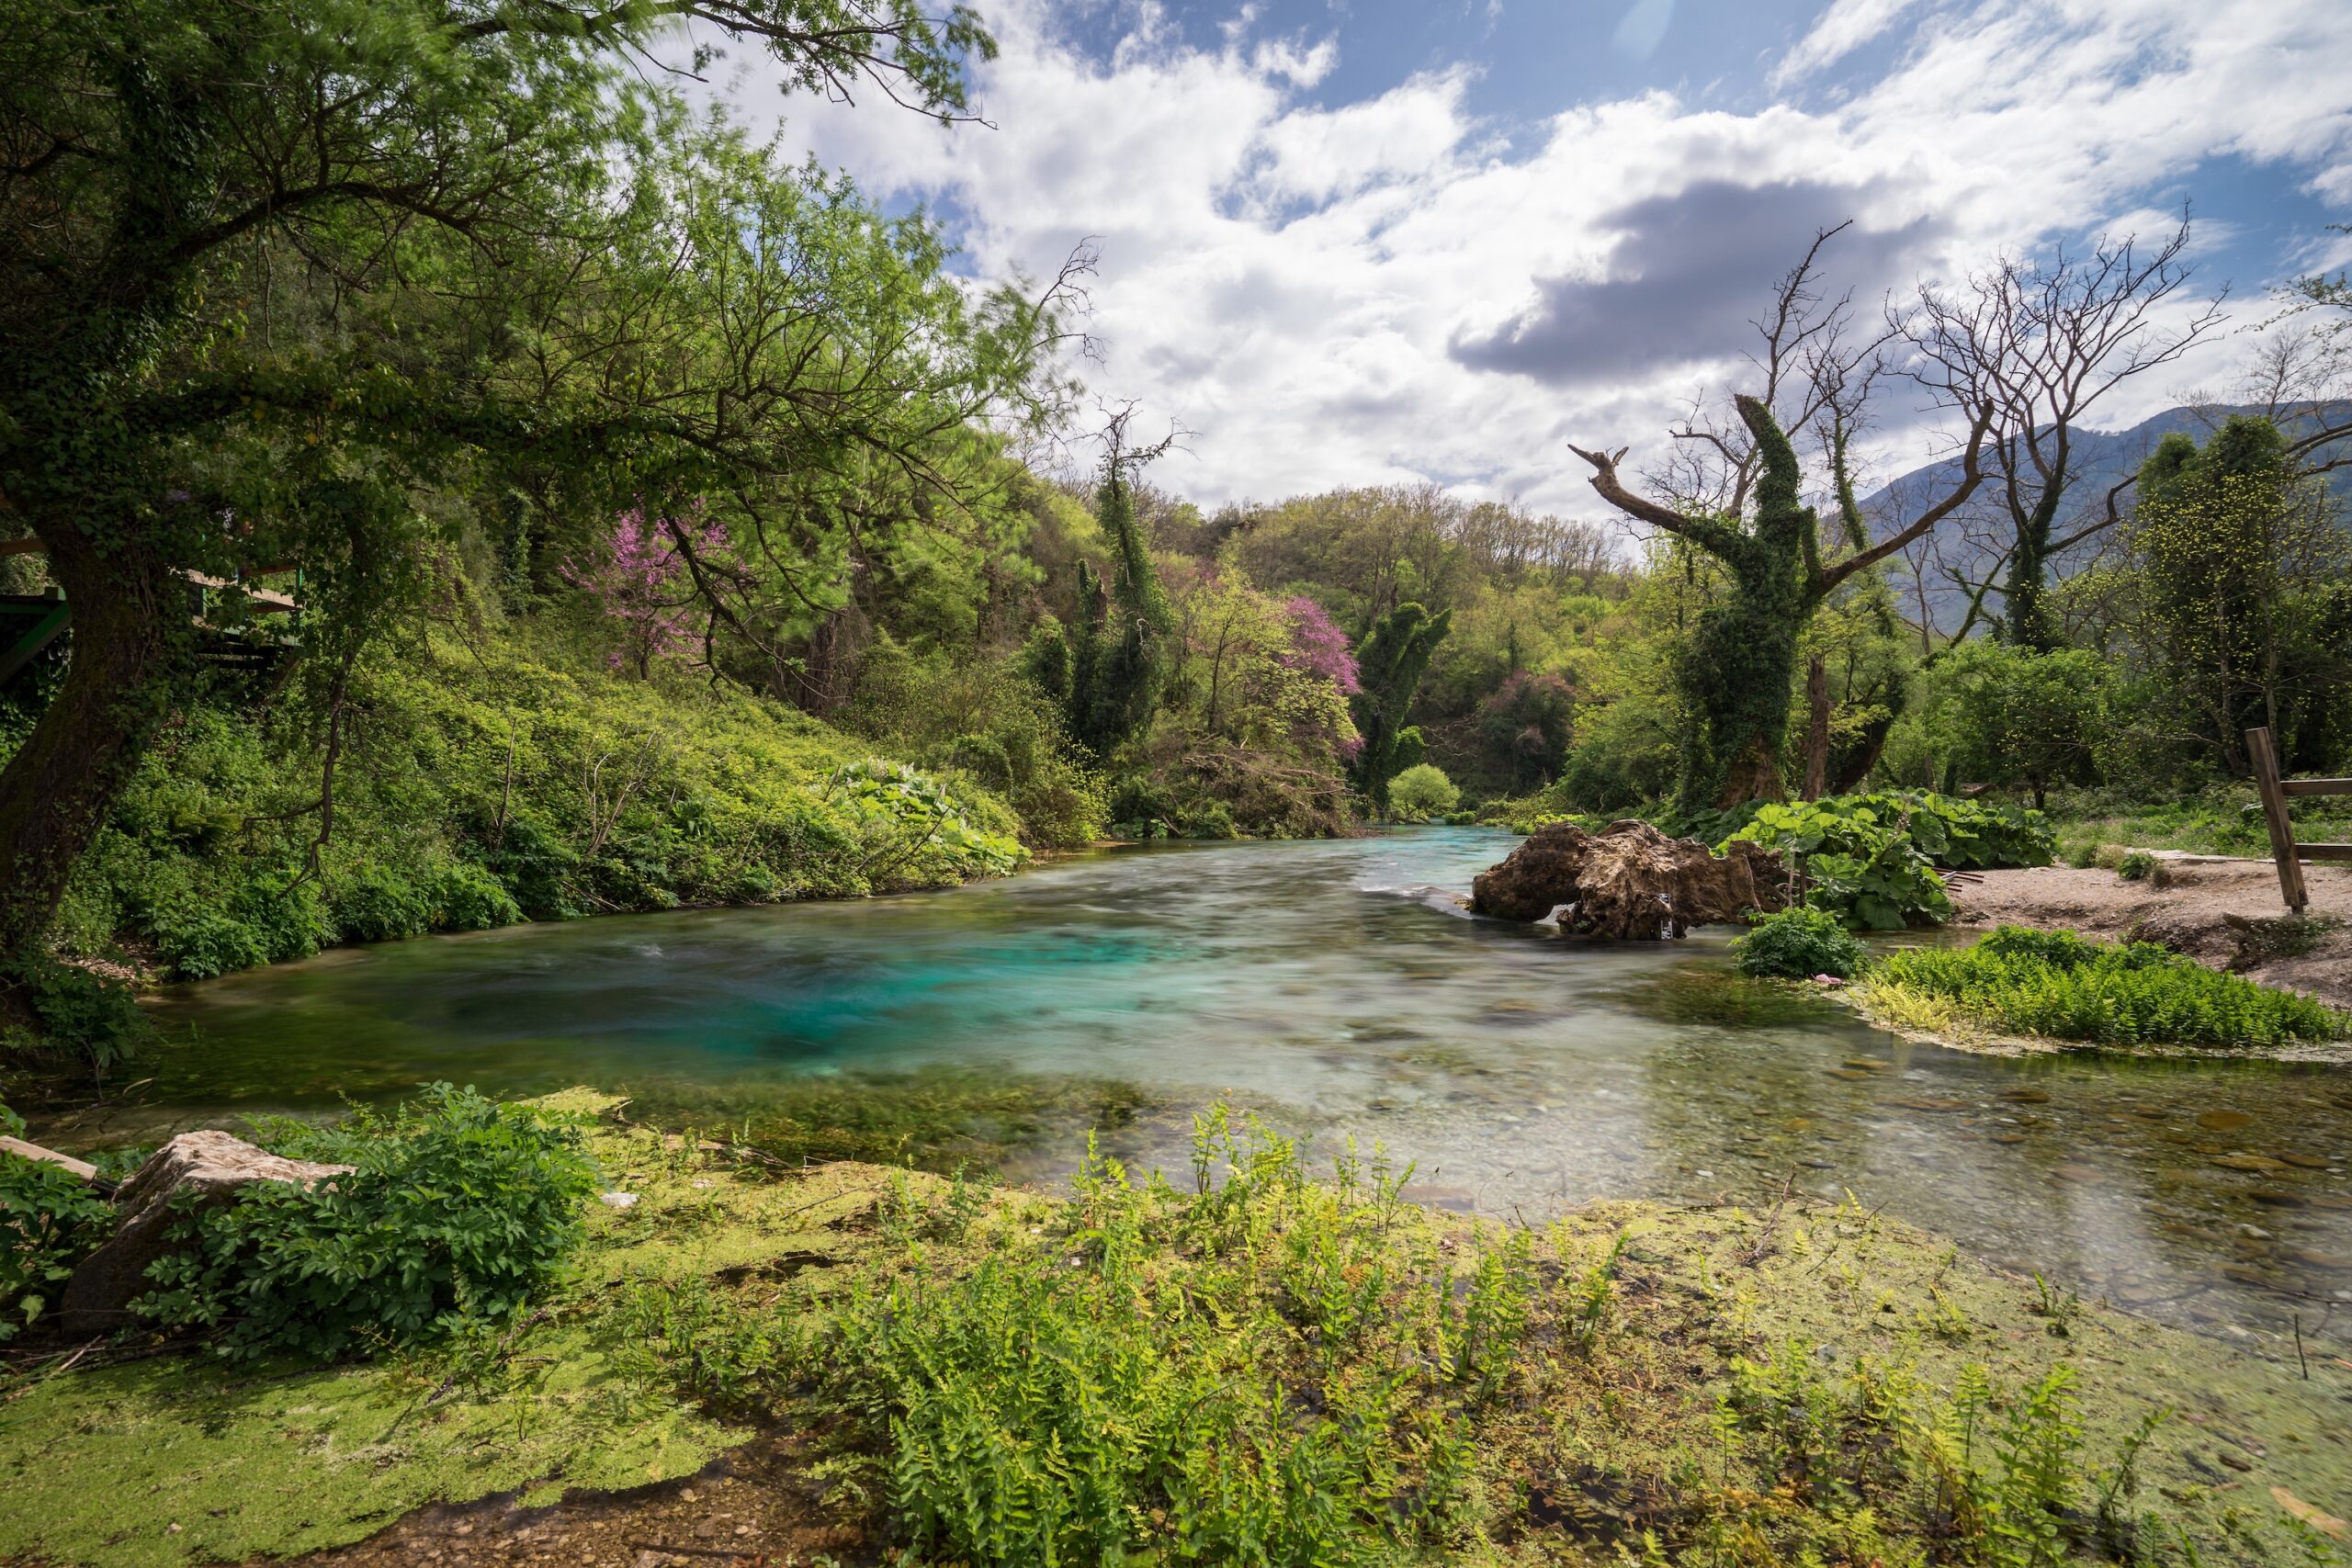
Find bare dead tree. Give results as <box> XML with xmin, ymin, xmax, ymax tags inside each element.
<box><xmin>1910</xmin><ymin>217</ymin><xmax>2226</xmax><ymax>649</ymax></box>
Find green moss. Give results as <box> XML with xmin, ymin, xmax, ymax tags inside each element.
<box><xmin>0</xmin><ymin>1327</ymin><xmax>734</xmax><ymax>1567</ymax></box>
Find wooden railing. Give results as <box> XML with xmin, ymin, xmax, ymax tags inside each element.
<box><xmin>2246</xmin><ymin>725</ymin><xmax>2352</xmax><ymax>912</ymax></box>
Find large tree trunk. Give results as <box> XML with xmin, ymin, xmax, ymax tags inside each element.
<box><xmin>1802</xmin><ymin>653</ymin><xmax>1829</xmax><ymax>799</ymax></box>
<box><xmin>1715</xmin><ymin>735</ymin><xmax>1788</xmax><ymax>809</ymax></box>
<box><xmin>0</xmin><ymin>516</ymin><xmax>186</xmax><ymax>971</ymax></box>
<box><xmin>1830</xmin><ymin>709</ymin><xmax>1896</xmax><ymax>795</ymax></box>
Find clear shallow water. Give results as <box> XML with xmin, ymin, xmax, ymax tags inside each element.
<box><xmin>96</xmin><ymin>829</ymin><xmax>2352</xmax><ymax>1348</ymax></box>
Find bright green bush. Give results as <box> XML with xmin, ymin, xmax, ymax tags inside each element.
<box><xmin>1386</xmin><ymin>762</ymin><xmax>1461</xmax><ymax>822</ymax></box>
<box><xmin>2116</xmin><ymin>851</ymin><xmax>2156</xmax><ymax>882</ymax></box>
<box><xmin>1871</xmin><ymin>926</ymin><xmax>2346</xmax><ymax>1048</ymax></box>
<box><xmin>139</xmin><ymin>1085</ymin><xmax>602</xmax><ymax>1359</ymax></box>
<box><xmin>1734</xmin><ymin>907</ymin><xmax>1868</xmax><ymax>980</ymax></box>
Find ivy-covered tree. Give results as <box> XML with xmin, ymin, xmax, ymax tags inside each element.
<box><xmin>1349</xmin><ymin>602</ymin><xmax>1451</xmax><ymax>812</ymax></box>
<box><xmin>0</xmin><ymin>0</ymin><xmax>1053</xmax><ymax>976</ymax></box>
<box><xmin>1568</xmin><ymin>230</ymin><xmax>1991</xmax><ymax>809</ymax></box>
<box><xmin>1060</xmin><ymin>412</ymin><xmax>1176</xmax><ymax>755</ymax></box>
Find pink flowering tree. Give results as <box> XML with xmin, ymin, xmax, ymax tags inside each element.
<box><xmin>562</xmin><ymin>508</ymin><xmax>721</xmax><ymax>678</ymax></box>
<box><xmin>1280</xmin><ymin>596</ymin><xmax>1363</xmax><ymax>757</ymax></box>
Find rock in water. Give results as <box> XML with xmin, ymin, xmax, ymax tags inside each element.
<box><xmin>1470</xmin><ymin>818</ymin><xmax>1791</xmax><ymax>939</ymax></box>
<box><xmin>58</xmin><ymin>1131</ymin><xmax>353</xmax><ymax>1336</ymax></box>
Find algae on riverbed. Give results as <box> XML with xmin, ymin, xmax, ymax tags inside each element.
<box><xmin>2</xmin><ymin>1091</ymin><xmax>2347</xmax><ymax>1566</ymax></box>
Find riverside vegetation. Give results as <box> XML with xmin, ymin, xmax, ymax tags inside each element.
<box><xmin>2</xmin><ymin>3</ymin><xmax>2350</xmax><ymax>1563</ymax></box>
<box><xmin>3</xmin><ymin>1088</ymin><xmax>2347</xmax><ymax>1568</ymax></box>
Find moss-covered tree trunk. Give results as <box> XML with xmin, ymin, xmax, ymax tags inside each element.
<box><xmin>1571</xmin><ymin>393</ymin><xmax>1985</xmax><ymax>814</ymax></box>
<box><xmin>1665</xmin><ymin>399</ymin><xmax>1809</xmax><ymax>810</ymax></box>
<box><xmin>0</xmin><ymin>514</ymin><xmax>187</xmax><ymax>973</ymax></box>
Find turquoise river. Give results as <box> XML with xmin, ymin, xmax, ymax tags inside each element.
<box><xmin>78</xmin><ymin>828</ymin><xmax>2352</xmax><ymax>1357</ymax></box>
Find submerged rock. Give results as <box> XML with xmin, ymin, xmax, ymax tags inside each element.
<box><xmin>1469</xmin><ymin>818</ymin><xmax>1790</xmax><ymax>939</ymax></box>
<box><xmin>59</xmin><ymin>1131</ymin><xmax>352</xmax><ymax>1337</ymax></box>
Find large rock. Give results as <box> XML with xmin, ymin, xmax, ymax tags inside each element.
<box><xmin>1471</xmin><ymin>818</ymin><xmax>1792</xmax><ymax>939</ymax></box>
<box><xmin>57</xmin><ymin>1131</ymin><xmax>351</xmax><ymax>1337</ymax></box>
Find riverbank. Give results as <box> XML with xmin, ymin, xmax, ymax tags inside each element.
<box><xmin>4</xmin><ymin>1089</ymin><xmax>2346</xmax><ymax>1567</ymax></box>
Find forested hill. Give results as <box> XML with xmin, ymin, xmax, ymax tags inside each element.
<box><xmin>1863</xmin><ymin>400</ymin><xmax>2352</xmax><ymax>629</ymax></box>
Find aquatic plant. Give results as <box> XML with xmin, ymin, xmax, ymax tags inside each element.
<box><xmin>1864</xmin><ymin>925</ymin><xmax>2346</xmax><ymax>1048</ymax></box>
<box><xmin>1734</xmin><ymin>906</ymin><xmax>1869</xmax><ymax>979</ymax></box>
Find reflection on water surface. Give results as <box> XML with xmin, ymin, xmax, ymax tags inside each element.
<box><xmin>107</xmin><ymin>828</ymin><xmax>2352</xmax><ymax>1351</ymax></box>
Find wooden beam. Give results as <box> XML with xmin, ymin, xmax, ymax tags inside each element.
<box><xmin>0</xmin><ymin>537</ymin><xmax>43</xmax><ymax>556</ymax></box>
<box><xmin>2281</xmin><ymin>778</ymin><xmax>2352</xmax><ymax>797</ymax></box>
<box><xmin>0</xmin><ymin>1134</ymin><xmax>98</xmax><ymax>1183</ymax></box>
<box><xmin>2246</xmin><ymin>727</ymin><xmax>2308</xmax><ymax>912</ymax></box>
<box><xmin>2294</xmin><ymin>843</ymin><xmax>2352</xmax><ymax>863</ymax></box>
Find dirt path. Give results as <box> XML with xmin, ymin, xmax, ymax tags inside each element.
<box><xmin>266</xmin><ymin>1432</ymin><xmax>873</xmax><ymax>1568</ymax></box>
<box><xmin>1954</xmin><ymin>858</ymin><xmax>2352</xmax><ymax>1009</ymax></box>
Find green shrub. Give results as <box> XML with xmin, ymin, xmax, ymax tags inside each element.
<box><xmin>2115</xmin><ymin>851</ymin><xmax>2156</xmax><ymax>882</ymax></box>
<box><xmin>1870</xmin><ymin>925</ymin><xmax>2346</xmax><ymax>1048</ymax></box>
<box><xmin>330</xmin><ymin>863</ymin><xmax>436</xmax><ymax>944</ymax></box>
<box><xmin>1386</xmin><ymin>763</ymin><xmax>1461</xmax><ymax>823</ymax></box>
<box><xmin>139</xmin><ymin>1085</ymin><xmax>601</xmax><ymax>1359</ymax></box>
<box><xmin>0</xmin><ymin>1105</ymin><xmax>119</xmax><ymax>1341</ymax></box>
<box><xmin>1734</xmin><ymin>907</ymin><xmax>1868</xmax><ymax>980</ymax></box>
<box><xmin>430</xmin><ymin>861</ymin><xmax>524</xmax><ymax>931</ymax></box>
<box><xmin>1721</xmin><ymin>791</ymin><xmax>2052</xmax><ymax>931</ymax></box>
<box><xmin>4</xmin><ymin>957</ymin><xmax>153</xmax><ymax>1076</ymax></box>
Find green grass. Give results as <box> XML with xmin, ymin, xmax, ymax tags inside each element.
<box><xmin>1867</xmin><ymin>925</ymin><xmax>2348</xmax><ymax>1049</ymax></box>
<box><xmin>2044</xmin><ymin>786</ymin><xmax>2352</xmax><ymax>862</ymax></box>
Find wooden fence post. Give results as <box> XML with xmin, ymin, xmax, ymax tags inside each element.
<box><xmin>2247</xmin><ymin>726</ymin><xmax>2308</xmax><ymax>913</ymax></box>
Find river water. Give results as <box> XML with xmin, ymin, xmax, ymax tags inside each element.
<box><xmin>111</xmin><ymin>829</ymin><xmax>2352</xmax><ymax>1349</ymax></box>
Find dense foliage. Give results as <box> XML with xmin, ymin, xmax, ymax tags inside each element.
<box><xmin>29</xmin><ymin>626</ymin><xmax>1023</xmax><ymax>987</ymax></box>
<box><xmin>0</xmin><ymin>0</ymin><xmax>1062</xmax><ymax>977</ymax></box>
<box><xmin>1867</xmin><ymin>926</ymin><xmax>2347</xmax><ymax>1048</ymax></box>
<box><xmin>1733</xmin><ymin>907</ymin><xmax>1869</xmax><ymax>980</ymax></box>
<box><xmin>1718</xmin><ymin>792</ymin><xmax>2053</xmax><ymax>931</ymax></box>
<box><xmin>0</xmin><ymin>1104</ymin><xmax>120</xmax><ymax>1340</ymax></box>
<box><xmin>140</xmin><ymin>1085</ymin><xmax>601</xmax><ymax>1359</ymax></box>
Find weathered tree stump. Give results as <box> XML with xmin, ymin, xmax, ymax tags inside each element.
<box><xmin>1470</xmin><ymin>818</ymin><xmax>1791</xmax><ymax>939</ymax></box>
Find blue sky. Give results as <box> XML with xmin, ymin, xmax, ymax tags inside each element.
<box><xmin>724</xmin><ymin>0</ymin><xmax>2352</xmax><ymax>512</ymax></box>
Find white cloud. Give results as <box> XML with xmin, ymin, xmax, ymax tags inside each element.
<box><xmin>1771</xmin><ymin>0</ymin><xmax>1925</xmax><ymax>89</ymax></box>
<box><xmin>711</xmin><ymin>0</ymin><xmax>2352</xmax><ymax>514</ymax></box>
